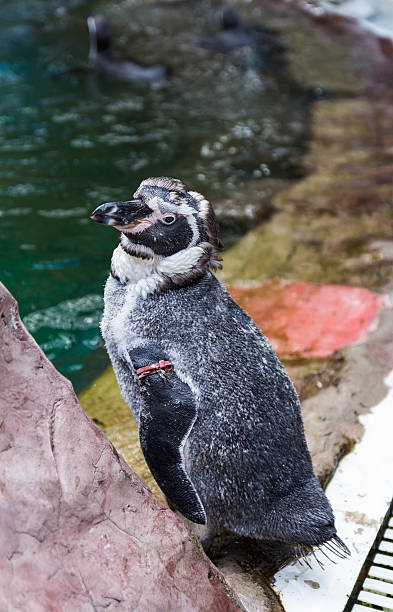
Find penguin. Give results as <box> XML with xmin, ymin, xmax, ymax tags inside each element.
<box><xmin>198</xmin><ymin>5</ymin><xmax>288</xmax><ymax>72</ymax></box>
<box><xmin>198</xmin><ymin>6</ymin><xmax>328</xmax><ymax>102</ymax></box>
<box><xmin>87</xmin><ymin>15</ymin><xmax>172</xmax><ymax>83</ymax></box>
<box><xmin>199</xmin><ymin>6</ymin><xmax>257</xmax><ymax>51</ymax></box>
<box><xmin>52</xmin><ymin>16</ymin><xmax>171</xmax><ymax>82</ymax></box>
<box><xmin>90</xmin><ymin>176</ymin><xmax>349</xmax><ymax>569</ymax></box>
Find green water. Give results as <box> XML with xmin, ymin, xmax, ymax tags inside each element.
<box><xmin>0</xmin><ymin>0</ymin><xmax>312</xmax><ymax>392</ymax></box>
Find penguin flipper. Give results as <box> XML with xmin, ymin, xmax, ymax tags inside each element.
<box><xmin>129</xmin><ymin>346</ymin><xmax>207</xmax><ymax>525</ymax></box>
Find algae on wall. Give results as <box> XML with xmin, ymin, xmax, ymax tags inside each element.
<box><xmin>220</xmin><ymin>99</ymin><xmax>393</xmax><ymax>290</ymax></box>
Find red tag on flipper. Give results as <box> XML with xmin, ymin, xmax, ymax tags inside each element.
<box><xmin>135</xmin><ymin>360</ymin><xmax>172</xmax><ymax>380</ymax></box>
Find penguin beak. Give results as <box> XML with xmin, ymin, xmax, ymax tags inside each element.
<box><xmin>90</xmin><ymin>200</ymin><xmax>153</xmax><ymax>229</ymax></box>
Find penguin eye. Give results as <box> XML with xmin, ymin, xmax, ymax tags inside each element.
<box><xmin>161</xmin><ymin>215</ymin><xmax>176</xmax><ymax>225</ymax></box>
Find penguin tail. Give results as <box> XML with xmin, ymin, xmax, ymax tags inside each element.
<box><xmin>258</xmin><ymin>477</ymin><xmax>350</xmax><ymax>566</ymax></box>
<box><xmin>291</xmin><ymin>533</ymin><xmax>350</xmax><ymax>571</ymax></box>
<box><xmin>311</xmin><ymin>534</ymin><xmax>350</xmax><ymax>567</ymax></box>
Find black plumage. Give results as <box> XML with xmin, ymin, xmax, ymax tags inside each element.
<box><xmin>131</xmin><ymin>345</ymin><xmax>206</xmax><ymax>525</ymax></box>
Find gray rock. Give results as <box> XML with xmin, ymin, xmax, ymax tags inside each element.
<box><xmin>0</xmin><ymin>281</ymin><xmax>243</xmax><ymax>612</ymax></box>
<box><xmin>217</xmin><ymin>553</ymin><xmax>285</xmax><ymax>612</ymax></box>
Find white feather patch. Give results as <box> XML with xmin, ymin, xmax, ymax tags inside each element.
<box><xmin>188</xmin><ymin>190</ymin><xmax>204</xmax><ymax>202</ymax></box>
<box><xmin>111</xmin><ymin>245</ymin><xmax>155</xmax><ymax>285</ymax></box>
<box><xmin>157</xmin><ymin>247</ymin><xmax>204</xmax><ymax>276</ymax></box>
<box><xmin>111</xmin><ymin>244</ymin><xmax>205</xmax><ymax>299</ymax></box>
<box><xmin>177</xmin><ymin>202</ymin><xmax>195</xmax><ymax>216</ymax></box>
<box><xmin>198</xmin><ymin>199</ymin><xmax>210</xmax><ymax>219</ymax></box>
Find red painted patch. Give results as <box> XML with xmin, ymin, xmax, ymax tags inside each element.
<box><xmin>230</xmin><ymin>280</ymin><xmax>387</xmax><ymax>358</ymax></box>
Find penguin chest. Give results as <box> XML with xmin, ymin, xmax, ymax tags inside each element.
<box><xmin>102</xmin><ymin>282</ymin><xmax>141</xmax><ymax>359</ymax></box>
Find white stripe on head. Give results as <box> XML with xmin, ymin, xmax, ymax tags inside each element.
<box><xmin>177</xmin><ymin>201</ymin><xmax>199</xmax><ymax>247</ymax></box>
<box><xmin>188</xmin><ymin>191</ymin><xmax>210</xmax><ymax>220</ymax></box>
<box><xmin>169</xmin><ymin>191</ymin><xmax>182</xmax><ymax>202</ymax></box>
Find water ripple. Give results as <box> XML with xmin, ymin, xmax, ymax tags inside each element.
<box><xmin>37</xmin><ymin>206</ymin><xmax>87</xmax><ymax>218</ymax></box>
<box><xmin>23</xmin><ymin>294</ymin><xmax>103</xmax><ymax>332</ymax></box>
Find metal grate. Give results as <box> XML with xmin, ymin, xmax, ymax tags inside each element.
<box><xmin>344</xmin><ymin>498</ymin><xmax>393</xmax><ymax>611</ymax></box>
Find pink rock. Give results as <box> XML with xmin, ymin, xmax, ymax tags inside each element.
<box><xmin>0</xmin><ymin>282</ymin><xmax>241</xmax><ymax>612</ymax></box>
<box><xmin>230</xmin><ymin>280</ymin><xmax>387</xmax><ymax>358</ymax></box>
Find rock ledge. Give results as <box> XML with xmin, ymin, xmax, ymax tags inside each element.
<box><xmin>0</xmin><ymin>282</ymin><xmax>242</xmax><ymax>612</ymax></box>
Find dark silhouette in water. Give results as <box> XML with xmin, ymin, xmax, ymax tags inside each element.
<box><xmin>199</xmin><ymin>5</ymin><xmax>288</xmax><ymax>72</ymax></box>
<box><xmin>199</xmin><ymin>5</ymin><xmax>328</xmax><ymax>102</ymax></box>
<box><xmin>52</xmin><ymin>15</ymin><xmax>172</xmax><ymax>83</ymax></box>
<box><xmin>87</xmin><ymin>15</ymin><xmax>172</xmax><ymax>82</ymax></box>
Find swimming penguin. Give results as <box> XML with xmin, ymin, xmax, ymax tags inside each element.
<box><xmin>199</xmin><ymin>5</ymin><xmax>287</xmax><ymax>70</ymax></box>
<box><xmin>87</xmin><ymin>15</ymin><xmax>172</xmax><ymax>82</ymax></box>
<box><xmin>199</xmin><ymin>6</ymin><xmax>328</xmax><ymax>102</ymax></box>
<box><xmin>52</xmin><ymin>16</ymin><xmax>171</xmax><ymax>82</ymax></box>
<box><xmin>90</xmin><ymin>177</ymin><xmax>349</xmax><ymax>569</ymax></box>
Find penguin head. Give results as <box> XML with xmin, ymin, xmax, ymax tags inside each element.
<box><xmin>90</xmin><ymin>176</ymin><xmax>223</xmax><ymax>263</ymax></box>
<box><xmin>87</xmin><ymin>15</ymin><xmax>112</xmax><ymax>61</ymax></box>
<box><xmin>221</xmin><ymin>6</ymin><xmax>241</xmax><ymax>30</ymax></box>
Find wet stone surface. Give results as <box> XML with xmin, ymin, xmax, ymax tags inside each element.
<box><xmin>221</xmin><ymin>99</ymin><xmax>393</xmax><ymax>290</ymax></box>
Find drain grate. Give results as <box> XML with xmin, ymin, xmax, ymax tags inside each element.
<box><xmin>344</xmin><ymin>498</ymin><xmax>393</xmax><ymax>611</ymax></box>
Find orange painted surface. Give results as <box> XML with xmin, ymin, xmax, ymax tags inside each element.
<box><xmin>230</xmin><ymin>280</ymin><xmax>387</xmax><ymax>358</ymax></box>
